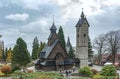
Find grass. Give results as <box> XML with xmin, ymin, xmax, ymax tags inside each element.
<box><xmin>11</xmin><ymin>71</ymin><xmax>91</xmax><ymax>79</ymax></box>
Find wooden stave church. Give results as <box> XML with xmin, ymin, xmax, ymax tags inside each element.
<box><xmin>35</xmin><ymin>22</ymin><xmax>74</xmax><ymax>71</ymax></box>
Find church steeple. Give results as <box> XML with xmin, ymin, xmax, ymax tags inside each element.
<box><xmin>80</xmin><ymin>8</ymin><xmax>85</xmax><ymax>18</ymax></box>
<box><xmin>48</xmin><ymin>18</ymin><xmax>58</xmax><ymax>46</ymax></box>
<box><xmin>50</xmin><ymin>21</ymin><xmax>57</xmax><ymax>33</ymax></box>
<box><xmin>66</xmin><ymin>37</ymin><xmax>71</xmax><ymax>47</ymax></box>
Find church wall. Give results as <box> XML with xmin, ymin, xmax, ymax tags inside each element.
<box><xmin>39</xmin><ymin>65</ymin><xmax>56</xmax><ymax>71</ymax></box>
<box><xmin>48</xmin><ymin>43</ymin><xmax>68</xmax><ymax>59</ymax></box>
<box><xmin>64</xmin><ymin>65</ymin><xmax>73</xmax><ymax>70</ymax></box>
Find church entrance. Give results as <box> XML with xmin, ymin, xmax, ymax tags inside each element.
<box><xmin>55</xmin><ymin>52</ymin><xmax>64</xmax><ymax>71</ymax></box>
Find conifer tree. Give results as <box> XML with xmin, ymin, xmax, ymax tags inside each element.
<box><xmin>31</xmin><ymin>37</ymin><xmax>39</xmax><ymax>60</ymax></box>
<box><xmin>0</xmin><ymin>42</ymin><xmax>3</xmax><ymax>61</ymax></box>
<box><xmin>58</xmin><ymin>26</ymin><xmax>66</xmax><ymax>47</ymax></box>
<box><xmin>38</xmin><ymin>42</ymin><xmax>45</xmax><ymax>58</ymax></box>
<box><xmin>88</xmin><ymin>37</ymin><xmax>93</xmax><ymax>60</ymax></box>
<box><xmin>6</xmin><ymin>48</ymin><xmax>12</xmax><ymax>63</ymax></box>
<box><xmin>12</xmin><ymin>37</ymin><xmax>30</xmax><ymax>66</ymax></box>
<box><xmin>0</xmin><ymin>49</ymin><xmax>2</xmax><ymax>61</ymax></box>
<box><xmin>3</xmin><ymin>48</ymin><xmax>7</xmax><ymax>61</ymax></box>
<box><xmin>38</xmin><ymin>42</ymin><xmax>45</xmax><ymax>53</ymax></box>
<box><xmin>68</xmin><ymin>44</ymin><xmax>75</xmax><ymax>58</ymax></box>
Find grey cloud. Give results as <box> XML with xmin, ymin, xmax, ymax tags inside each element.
<box><xmin>5</xmin><ymin>13</ymin><xmax>29</xmax><ymax>21</ymax></box>
<box><xmin>90</xmin><ymin>6</ymin><xmax>98</xmax><ymax>12</ymax></box>
<box><xmin>89</xmin><ymin>5</ymin><xmax>120</xmax><ymax>40</ymax></box>
<box><xmin>71</xmin><ymin>0</ymin><xmax>83</xmax><ymax>4</ymax></box>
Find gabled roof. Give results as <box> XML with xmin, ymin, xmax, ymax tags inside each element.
<box><xmin>48</xmin><ymin>33</ymin><xmax>52</xmax><ymax>40</ymax></box>
<box><xmin>40</xmin><ymin>39</ymin><xmax>59</xmax><ymax>58</ymax></box>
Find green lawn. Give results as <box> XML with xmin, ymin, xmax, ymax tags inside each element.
<box><xmin>12</xmin><ymin>71</ymin><xmax>90</xmax><ymax>79</ymax></box>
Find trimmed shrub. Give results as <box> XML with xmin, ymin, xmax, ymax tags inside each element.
<box><xmin>100</xmin><ymin>65</ymin><xmax>116</xmax><ymax>76</ymax></box>
<box><xmin>93</xmin><ymin>76</ymin><xmax>116</xmax><ymax>79</ymax></box>
<box><xmin>79</xmin><ymin>66</ymin><xmax>93</xmax><ymax>77</ymax></box>
<box><xmin>91</xmin><ymin>69</ymin><xmax>98</xmax><ymax>75</ymax></box>
<box><xmin>0</xmin><ymin>71</ymin><xmax>4</xmax><ymax>77</ymax></box>
<box><xmin>1</xmin><ymin>64</ymin><xmax>12</xmax><ymax>75</ymax></box>
<box><xmin>12</xmin><ymin>70</ymin><xmax>26</xmax><ymax>79</ymax></box>
<box><xmin>93</xmin><ymin>73</ymin><xmax>104</xmax><ymax>79</ymax></box>
<box><xmin>35</xmin><ymin>74</ymin><xmax>51</xmax><ymax>79</ymax></box>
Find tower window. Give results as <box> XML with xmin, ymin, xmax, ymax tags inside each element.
<box><xmin>78</xmin><ymin>34</ymin><xmax>79</xmax><ymax>38</ymax></box>
<box><xmin>84</xmin><ymin>34</ymin><xmax>86</xmax><ymax>37</ymax></box>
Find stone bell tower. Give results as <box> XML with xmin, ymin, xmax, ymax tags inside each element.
<box><xmin>75</xmin><ymin>10</ymin><xmax>89</xmax><ymax>67</ymax></box>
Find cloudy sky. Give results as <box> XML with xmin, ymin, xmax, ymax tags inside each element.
<box><xmin>0</xmin><ymin>0</ymin><xmax>120</xmax><ymax>52</ymax></box>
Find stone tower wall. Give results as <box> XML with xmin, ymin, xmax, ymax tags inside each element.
<box><xmin>76</xmin><ymin>16</ymin><xmax>89</xmax><ymax>67</ymax></box>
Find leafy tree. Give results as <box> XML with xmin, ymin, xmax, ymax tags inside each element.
<box><xmin>31</xmin><ymin>37</ymin><xmax>39</xmax><ymax>60</ymax></box>
<box><xmin>68</xmin><ymin>44</ymin><xmax>75</xmax><ymax>58</ymax></box>
<box><xmin>12</xmin><ymin>37</ymin><xmax>30</xmax><ymax>67</ymax></box>
<box><xmin>6</xmin><ymin>47</ymin><xmax>12</xmax><ymax>63</ymax></box>
<box><xmin>58</xmin><ymin>26</ymin><xmax>66</xmax><ymax>47</ymax></box>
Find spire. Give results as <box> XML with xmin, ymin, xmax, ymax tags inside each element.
<box><xmin>81</xmin><ymin>8</ymin><xmax>85</xmax><ymax>18</ymax></box>
<box><xmin>66</xmin><ymin>37</ymin><xmax>71</xmax><ymax>47</ymax></box>
<box><xmin>50</xmin><ymin>16</ymin><xmax>57</xmax><ymax>33</ymax></box>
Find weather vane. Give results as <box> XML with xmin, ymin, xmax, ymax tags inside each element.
<box><xmin>82</xmin><ymin>8</ymin><xmax>84</xmax><ymax>11</ymax></box>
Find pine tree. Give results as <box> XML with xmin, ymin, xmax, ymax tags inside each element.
<box><xmin>0</xmin><ymin>42</ymin><xmax>3</xmax><ymax>61</ymax></box>
<box><xmin>31</xmin><ymin>37</ymin><xmax>39</xmax><ymax>60</ymax></box>
<box><xmin>58</xmin><ymin>26</ymin><xmax>66</xmax><ymax>47</ymax></box>
<box><xmin>38</xmin><ymin>41</ymin><xmax>45</xmax><ymax>58</ymax></box>
<box><xmin>38</xmin><ymin>42</ymin><xmax>45</xmax><ymax>52</ymax></box>
<box><xmin>0</xmin><ymin>49</ymin><xmax>2</xmax><ymax>61</ymax></box>
<box><xmin>68</xmin><ymin>44</ymin><xmax>75</xmax><ymax>59</ymax></box>
<box><xmin>12</xmin><ymin>37</ymin><xmax>30</xmax><ymax>66</ymax></box>
<box><xmin>6</xmin><ymin>48</ymin><xmax>12</xmax><ymax>63</ymax></box>
<box><xmin>3</xmin><ymin>48</ymin><xmax>8</xmax><ymax>61</ymax></box>
<box><xmin>88</xmin><ymin>37</ymin><xmax>93</xmax><ymax>61</ymax></box>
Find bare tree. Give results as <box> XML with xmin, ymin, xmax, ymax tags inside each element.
<box><xmin>93</xmin><ymin>34</ymin><xmax>107</xmax><ymax>65</ymax></box>
<box><xmin>105</xmin><ymin>30</ymin><xmax>120</xmax><ymax>64</ymax></box>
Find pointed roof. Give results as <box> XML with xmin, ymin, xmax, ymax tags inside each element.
<box><xmin>40</xmin><ymin>39</ymin><xmax>59</xmax><ymax>58</ymax></box>
<box><xmin>48</xmin><ymin>21</ymin><xmax>57</xmax><ymax>40</ymax></box>
<box><xmin>50</xmin><ymin>22</ymin><xmax>57</xmax><ymax>32</ymax></box>
<box><xmin>50</xmin><ymin>16</ymin><xmax>57</xmax><ymax>32</ymax></box>
<box><xmin>76</xmin><ymin>10</ymin><xmax>90</xmax><ymax>27</ymax></box>
<box><xmin>66</xmin><ymin>37</ymin><xmax>71</xmax><ymax>47</ymax></box>
<box><xmin>81</xmin><ymin>10</ymin><xmax>85</xmax><ymax>18</ymax></box>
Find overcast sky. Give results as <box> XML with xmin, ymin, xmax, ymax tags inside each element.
<box><xmin>0</xmin><ymin>0</ymin><xmax>120</xmax><ymax>52</ymax></box>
